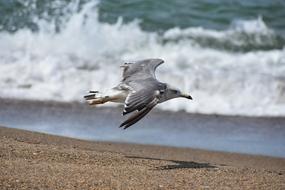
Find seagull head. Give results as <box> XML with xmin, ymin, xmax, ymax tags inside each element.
<box><xmin>166</xmin><ymin>87</ymin><xmax>193</xmax><ymax>100</ymax></box>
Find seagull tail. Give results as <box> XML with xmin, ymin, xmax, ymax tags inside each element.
<box><xmin>84</xmin><ymin>90</ymin><xmax>115</xmax><ymax>105</ymax></box>
<box><xmin>83</xmin><ymin>91</ymin><xmax>98</xmax><ymax>100</ymax></box>
<box><xmin>84</xmin><ymin>91</ymin><xmax>103</xmax><ymax>105</ymax></box>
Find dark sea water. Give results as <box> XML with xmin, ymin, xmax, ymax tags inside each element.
<box><xmin>1</xmin><ymin>99</ymin><xmax>285</xmax><ymax>158</ymax></box>
<box><xmin>0</xmin><ymin>0</ymin><xmax>285</xmax><ymax>116</ymax></box>
<box><xmin>1</xmin><ymin>0</ymin><xmax>285</xmax><ymax>50</ymax></box>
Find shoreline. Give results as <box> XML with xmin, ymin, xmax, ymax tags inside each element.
<box><xmin>2</xmin><ymin>125</ymin><xmax>285</xmax><ymax>159</ymax></box>
<box><xmin>1</xmin><ymin>98</ymin><xmax>285</xmax><ymax>158</ymax></box>
<box><xmin>1</xmin><ymin>97</ymin><xmax>285</xmax><ymax>119</ymax></box>
<box><xmin>1</xmin><ymin>126</ymin><xmax>284</xmax><ymax>189</ymax></box>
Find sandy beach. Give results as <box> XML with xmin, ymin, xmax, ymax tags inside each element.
<box><xmin>1</xmin><ymin>126</ymin><xmax>284</xmax><ymax>189</ymax></box>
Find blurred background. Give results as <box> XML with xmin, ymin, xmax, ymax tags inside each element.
<box><xmin>0</xmin><ymin>0</ymin><xmax>285</xmax><ymax>116</ymax></box>
<box><xmin>0</xmin><ymin>0</ymin><xmax>285</xmax><ymax>157</ymax></box>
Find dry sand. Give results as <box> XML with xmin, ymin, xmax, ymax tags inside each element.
<box><xmin>0</xmin><ymin>126</ymin><xmax>284</xmax><ymax>189</ymax></box>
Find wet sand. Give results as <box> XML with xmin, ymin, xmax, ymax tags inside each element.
<box><xmin>1</xmin><ymin>126</ymin><xmax>284</xmax><ymax>189</ymax></box>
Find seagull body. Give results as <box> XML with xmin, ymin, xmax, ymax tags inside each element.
<box><xmin>84</xmin><ymin>59</ymin><xmax>192</xmax><ymax>129</ymax></box>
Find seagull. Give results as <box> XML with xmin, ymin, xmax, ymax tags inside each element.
<box><xmin>84</xmin><ymin>58</ymin><xmax>192</xmax><ymax>129</ymax></box>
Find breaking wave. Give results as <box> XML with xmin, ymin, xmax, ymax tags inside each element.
<box><xmin>0</xmin><ymin>0</ymin><xmax>285</xmax><ymax>116</ymax></box>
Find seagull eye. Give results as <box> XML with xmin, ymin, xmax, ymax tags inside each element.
<box><xmin>172</xmin><ymin>90</ymin><xmax>178</xmax><ymax>94</ymax></box>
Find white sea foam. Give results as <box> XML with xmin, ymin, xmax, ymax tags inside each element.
<box><xmin>163</xmin><ymin>16</ymin><xmax>277</xmax><ymax>48</ymax></box>
<box><xmin>0</xmin><ymin>1</ymin><xmax>284</xmax><ymax>116</ymax></box>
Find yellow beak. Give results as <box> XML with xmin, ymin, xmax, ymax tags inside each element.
<box><xmin>181</xmin><ymin>93</ymin><xmax>193</xmax><ymax>100</ymax></box>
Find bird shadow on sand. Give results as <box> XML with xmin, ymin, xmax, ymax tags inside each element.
<box><xmin>126</xmin><ymin>156</ymin><xmax>217</xmax><ymax>170</ymax></box>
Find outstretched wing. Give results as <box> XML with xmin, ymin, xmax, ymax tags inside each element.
<box><xmin>123</xmin><ymin>87</ymin><xmax>159</xmax><ymax>115</ymax></box>
<box><xmin>121</xmin><ymin>58</ymin><xmax>164</xmax><ymax>82</ymax></box>
<box><xmin>118</xmin><ymin>58</ymin><xmax>165</xmax><ymax>129</ymax></box>
<box><xmin>119</xmin><ymin>79</ymin><xmax>162</xmax><ymax>129</ymax></box>
<box><xmin>120</xmin><ymin>96</ymin><xmax>159</xmax><ymax>129</ymax></box>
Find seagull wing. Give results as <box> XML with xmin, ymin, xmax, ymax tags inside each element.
<box><xmin>121</xmin><ymin>58</ymin><xmax>164</xmax><ymax>82</ymax></box>
<box><xmin>118</xmin><ymin>59</ymin><xmax>165</xmax><ymax>129</ymax></box>
<box><xmin>120</xmin><ymin>96</ymin><xmax>159</xmax><ymax>129</ymax></box>
<box><xmin>119</xmin><ymin>79</ymin><xmax>163</xmax><ymax>129</ymax></box>
<box><xmin>123</xmin><ymin>86</ymin><xmax>159</xmax><ymax>115</ymax></box>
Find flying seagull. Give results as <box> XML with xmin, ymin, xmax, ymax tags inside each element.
<box><xmin>84</xmin><ymin>58</ymin><xmax>192</xmax><ymax>129</ymax></box>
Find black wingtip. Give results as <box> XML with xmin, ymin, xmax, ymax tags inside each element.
<box><xmin>119</xmin><ymin>120</ymin><xmax>130</xmax><ymax>129</ymax></box>
<box><xmin>119</xmin><ymin>123</ymin><xmax>131</xmax><ymax>129</ymax></box>
<box><xmin>118</xmin><ymin>124</ymin><xmax>130</xmax><ymax>130</ymax></box>
<box><xmin>119</xmin><ymin>123</ymin><xmax>124</xmax><ymax>128</ymax></box>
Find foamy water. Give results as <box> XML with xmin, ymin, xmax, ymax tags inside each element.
<box><xmin>0</xmin><ymin>0</ymin><xmax>285</xmax><ymax>116</ymax></box>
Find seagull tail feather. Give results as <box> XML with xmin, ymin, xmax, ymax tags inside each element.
<box><xmin>84</xmin><ymin>91</ymin><xmax>99</xmax><ymax>100</ymax></box>
<box><xmin>84</xmin><ymin>91</ymin><xmax>117</xmax><ymax>105</ymax></box>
